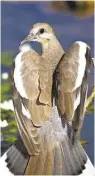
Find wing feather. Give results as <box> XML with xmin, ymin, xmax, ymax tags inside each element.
<box><xmin>72</xmin><ymin>46</ymin><xmax>93</xmax><ymax>138</ymax></box>
<box><xmin>54</xmin><ymin>43</ymin><xmax>80</xmax><ymax>121</ymax></box>
<box><xmin>14</xmin><ymin>50</ymin><xmax>52</xmax><ymax>127</ymax></box>
<box><xmin>9</xmin><ymin>48</ymin><xmax>53</xmax><ymax>154</ymax></box>
<box><xmin>54</xmin><ymin>42</ymin><xmax>92</xmax><ymax>128</ymax></box>
<box><xmin>21</xmin><ymin>51</ymin><xmax>52</xmax><ymax>126</ymax></box>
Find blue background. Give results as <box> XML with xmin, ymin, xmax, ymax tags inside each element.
<box><xmin>1</xmin><ymin>1</ymin><xmax>94</xmax><ymax>164</ymax></box>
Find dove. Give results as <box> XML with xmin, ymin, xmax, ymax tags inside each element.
<box><xmin>10</xmin><ymin>23</ymin><xmax>64</xmax><ymax>156</ymax></box>
<box><xmin>0</xmin><ymin>23</ymin><xmax>95</xmax><ymax>175</ymax></box>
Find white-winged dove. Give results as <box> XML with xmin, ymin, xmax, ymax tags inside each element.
<box><xmin>0</xmin><ymin>23</ymin><xmax>95</xmax><ymax>175</ymax></box>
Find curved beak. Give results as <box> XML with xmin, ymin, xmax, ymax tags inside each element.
<box><xmin>20</xmin><ymin>33</ymin><xmax>36</xmax><ymax>46</ymax></box>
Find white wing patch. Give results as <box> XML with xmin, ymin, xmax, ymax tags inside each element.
<box><xmin>74</xmin><ymin>42</ymin><xmax>87</xmax><ymax>90</ymax></box>
<box><xmin>22</xmin><ymin>103</ymin><xmax>31</xmax><ymax>119</ymax></box>
<box><xmin>14</xmin><ymin>45</ymin><xmax>31</xmax><ymax>99</ymax></box>
<box><xmin>74</xmin><ymin>92</ymin><xmax>80</xmax><ymax>111</ymax></box>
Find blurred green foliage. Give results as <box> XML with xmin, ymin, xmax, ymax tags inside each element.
<box><xmin>85</xmin><ymin>85</ymin><xmax>95</xmax><ymax>114</ymax></box>
<box><xmin>1</xmin><ymin>82</ymin><xmax>11</xmax><ymax>102</ymax></box>
<box><xmin>1</xmin><ymin>52</ymin><xmax>18</xmax><ymax>143</ymax></box>
<box><xmin>1</xmin><ymin>52</ymin><xmax>14</xmax><ymax>67</ymax></box>
<box><xmin>80</xmin><ymin>140</ymin><xmax>88</xmax><ymax>147</ymax></box>
<box><xmin>1</xmin><ymin>52</ymin><xmax>95</xmax><ymax>146</ymax></box>
<box><xmin>1</xmin><ymin>52</ymin><xmax>14</xmax><ymax>102</ymax></box>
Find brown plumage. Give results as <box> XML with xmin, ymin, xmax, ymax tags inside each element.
<box><xmin>54</xmin><ymin>41</ymin><xmax>93</xmax><ymax>140</ymax></box>
<box><xmin>21</xmin><ymin>50</ymin><xmax>52</xmax><ymax>126</ymax></box>
<box><xmin>8</xmin><ymin>23</ymin><xmax>92</xmax><ymax>175</ymax></box>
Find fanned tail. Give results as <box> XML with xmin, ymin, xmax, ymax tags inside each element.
<box><xmin>25</xmin><ymin>120</ymin><xmax>87</xmax><ymax>175</ymax></box>
<box><xmin>1</xmin><ymin>129</ymin><xmax>92</xmax><ymax>175</ymax></box>
<box><xmin>1</xmin><ymin>116</ymin><xmax>91</xmax><ymax>175</ymax></box>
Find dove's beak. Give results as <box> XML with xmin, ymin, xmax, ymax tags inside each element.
<box><xmin>20</xmin><ymin>33</ymin><xmax>36</xmax><ymax>45</ymax></box>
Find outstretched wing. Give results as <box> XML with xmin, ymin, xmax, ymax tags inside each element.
<box><xmin>72</xmin><ymin>45</ymin><xmax>93</xmax><ymax>137</ymax></box>
<box><xmin>9</xmin><ymin>46</ymin><xmax>52</xmax><ymax>155</ymax></box>
<box><xmin>54</xmin><ymin>41</ymin><xmax>92</xmax><ymax>130</ymax></box>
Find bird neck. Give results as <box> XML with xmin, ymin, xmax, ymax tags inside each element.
<box><xmin>42</xmin><ymin>36</ymin><xmax>64</xmax><ymax>71</ymax></box>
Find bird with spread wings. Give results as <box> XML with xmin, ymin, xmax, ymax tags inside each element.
<box><xmin>0</xmin><ymin>23</ymin><xmax>94</xmax><ymax>175</ymax></box>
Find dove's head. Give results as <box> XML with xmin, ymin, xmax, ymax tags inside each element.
<box><xmin>20</xmin><ymin>23</ymin><xmax>55</xmax><ymax>45</ymax></box>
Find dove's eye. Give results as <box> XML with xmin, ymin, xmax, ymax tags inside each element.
<box><xmin>39</xmin><ymin>28</ymin><xmax>44</xmax><ymax>34</ymax></box>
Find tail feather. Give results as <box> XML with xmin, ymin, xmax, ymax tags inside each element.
<box><xmin>61</xmin><ymin>137</ymin><xmax>74</xmax><ymax>174</ymax></box>
<box><xmin>25</xmin><ymin>136</ymin><xmax>47</xmax><ymax>175</ymax></box>
<box><xmin>61</xmin><ymin>136</ymin><xmax>79</xmax><ymax>174</ymax></box>
<box><xmin>6</xmin><ymin>145</ymin><xmax>20</xmax><ymax>170</ymax></box>
<box><xmin>42</xmin><ymin>150</ymin><xmax>54</xmax><ymax>175</ymax></box>
<box><xmin>33</xmin><ymin>150</ymin><xmax>47</xmax><ymax>175</ymax></box>
<box><xmin>25</xmin><ymin>155</ymin><xmax>38</xmax><ymax>175</ymax></box>
<box><xmin>76</xmin><ymin>142</ymin><xmax>87</xmax><ymax>165</ymax></box>
<box><xmin>1</xmin><ymin>126</ymin><xmax>90</xmax><ymax>175</ymax></box>
<box><xmin>1</xmin><ymin>133</ymin><xmax>92</xmax><ymax>175</ymax></box>
<box><xmin>25</xmin><ymin>134</ymin><xmax>87</xmax><ymax>175</ymax></box>
<box><xmin>60</xmin><ymin>136</ymin><xmax>86</xmax><ymax>175</ymax></box>
<box><xmin>4</xmin><ymin>135</ymin><xmax>29</xmax><ymax>175</ymax></box>
<box><xmin>56</xmin><ymin>135</ymin><xmax>87</xmax><ymax>175</ymax></box>
<box><xmin>53</xmin><ymin>142</ymin><xmax>63</xmax><ymax>175</ymax></box>
<box><xmin>72</xmin><ymin>143</ymin><xmax>84</xmax><ymax>174</ymax></box>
